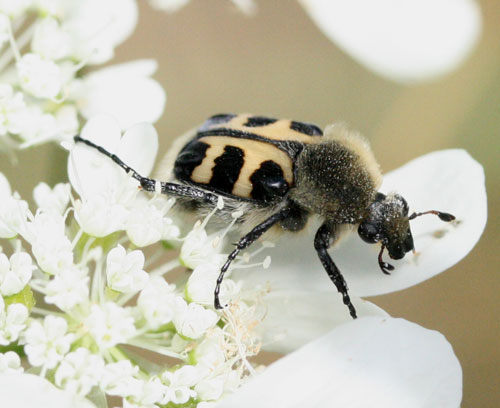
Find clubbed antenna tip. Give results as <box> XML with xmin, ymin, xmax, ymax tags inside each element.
<box><xmin>409</xmin><ymin>210</ymin><xmax>456</xmax><ymax>222</ymax></box>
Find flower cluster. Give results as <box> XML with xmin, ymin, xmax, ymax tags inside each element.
<box><xmin>0</xmin><ymin>117</ymin><xmax>275</xmax><ymax>408</ymax></box>
<box><xmin>0</xmin><ymin>0</ymin><xmax>165</xmax><ymax>153</ymax></box>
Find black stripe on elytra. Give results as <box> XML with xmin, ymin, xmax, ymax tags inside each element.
<box><xmin>195</xmin><ymin>128</ymin><xmax>305</xmax><ymax>159</ymax></box>
<box><xmin>290</xmin><ymin>121</ymin><xmax>323</xmax><ymax>136</ymax></box>
<box><xmin>250</xmin><ymin>160</ymin><xmax>289</xmax><ymax>202</ymax></box>
<box><xmin>198</xmin><ymin>113</ymin><xmax>237</xmax><ymax>131</ymax></box>
<box><xmin>244</xmin><ymin>116</ymin><xmax>278</xmax><ymax>127</ymax></box>
<box><xmin>174</xmin><ymin>139</ymin><xmax>210</xmax><ymax>181</ymax></box>
<box><xmin>209</xmin><ymin>145</ymin><xmax>245</xmax><ymax>194</ymax></box>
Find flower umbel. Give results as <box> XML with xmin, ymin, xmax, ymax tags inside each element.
<box><xmin>0</xmin><ymin>117</ymin><xmax>275</xmax><ymax>407</ymax></box>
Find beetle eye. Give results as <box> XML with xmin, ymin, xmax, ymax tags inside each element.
<box><xmin>358</xmin><ymin>222</ymin><xmax>379</xmax><ymax>243</ymax></box>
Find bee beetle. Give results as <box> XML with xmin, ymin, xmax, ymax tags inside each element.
<box><xmin>74</xmin><ymin>113</ymin><xmax>455</xmax><ymax>319</ymax></box>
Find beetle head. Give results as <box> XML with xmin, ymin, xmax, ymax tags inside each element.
<box><xmin>358</xmin><ymin>193</ymin><xmax>414</xmax><ymax>260</ymax></box>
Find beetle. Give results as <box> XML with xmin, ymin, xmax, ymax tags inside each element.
<box><xmin>74</xmin><ymin>113</ymin><xmax>455</xmax><ymax>318</ymax></box>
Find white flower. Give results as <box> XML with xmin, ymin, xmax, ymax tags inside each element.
<box><xmin>33</xmin><ymin>182</ymin><xmax>70</xmax><ymax>215</ymax></box>
<box><xmin>17</xmin><ymin>53</ymin><xmax>63</xmax><ymax>99</ymax></box>
<box><xmin>53</xmin><ymin>104</ymin><xmax>79</xmax><ymax>142</ymax></box>
<box><xmin>0</xmin><ymin>84</ymin><xmax>26</xmax><ymax>136</ymax></box>
<box><xmin>63</xmin><ymin>0</ymin><xmax>138</xmax><ymax>65</ymax></box>
<box><xmin>69</xmin><ymin>116</ymin><xmax>178</xmax><ymax>245</ymax></box>
<box><xmin>172</xmin><ymin>298</ymin><xmax>219</xmax><ymax>340</ymax></box>
<box><xmin>0</xmin><ymin>373</ymin><xmax>96</xmax><ymax>408</ymax></box>
<box><xmin>45</xmin><ymin>266</ymin><xmax>89</xmax><ymax>312</ymax></box>
<box><xmin>180</xmin><ymin>227</ymin><xmax>225</xmax><ymax>270</ymax></box>
<box><xmin>186</xmin><ymin>262</ymin><xmax>239</xmax><ymax>306</ymax></box>
<box><xmin>106</xmin><ymin>245</ymin><xmax>148</xmax><ymax>293</ymax></box>
<box><xmin>26</xmin><ymin>212</ymin><xmax>73</xmax><ymax>275</ymax></box>
<box><xmin>0</xmin><ymin>0</ymin><xmax>161</xmax><ymax>155</ymax></box>
<box><xmin>298</xmin><ymin>0</ymin><xmax>482</xmax><ymax>82</ymax></box>
<box><xmin>7</xmin><ymin>104</ymin><xmax>58</xmax><ymax>145</ymax></box>
<box><xmin>195</xmin><ymin>371</ymin><xmax>240</xmax><ymax>402</ymax></box>
<box><xmin>0</xmin><ymin>252</ymin><xmax>34</xmax><ymax>296</ymax></box>
<box><xmin>31</xmin><ymin>16</ymin><xmax>72</xmax><ymax>60</ymax></box>
<box><xmin>84</xmin><ymin>302</ymin><xmax>136</xmax><ymax>349</ymax></box>
<box><xmin>160</xmin><ymin>365</ymin><xmax>199</xmax><ymax>404</ymax></box>
<box><xmin>126</xmin><ymin>198</ymin><xmax>179</xmax><ymax>247</ymax></box>
<box><xmin>68</xmin><ymin>116</ymin><xmax>158</xmax><ymax>202</ymax></box>
<box><xmin>0</xmin><ymin>173</ymin><xmax>29</xmax><ymax>239</ymax></box>
<box><xmin>73</xmin><ymin>59</ymin><xmax>166</xmax><ymax>129</ymax></box>
<box><xmin>217</xmin><ymin>316</ymin><xmax>462</xmax><ymax>407</ymax></box>
<box><xmin>54</xmin><ymin>348</ymin><xmax>105</xmax><ymax>397</ymax></box>
<box><xmin>0</xmin><ymin>298</ymin><xmax>28</xmax><ymax>346</ymax></box>
<box><xmin>101</xmin><ymin>360</ymin><xmax>143</xmax><ymax>397</ymax></box>
<box><xmin>123</xmin><ymin>376</ymin><xmax>167</xmax><ymax>408</ymax></box>
<box><xmin>0</xmin><ymin>197</ymin><xmax>29</xmax><ymax>238</ymax></box>
<box><xmin>23</xmin><ymin>315</ymin><xmax>74</xmax><ymax>368</ymax></box>
<box><xmin>137</xmin><ymin>276</ymin><xmax>177</xmax><ymax>330</ymax></box>
<box><xmin>233</xmin><ymin>149</ymin><xmax>487</xmax><ymax>352</ymax></box>
<box><xmin>192</xmin><ymin>332</ymin><xmax>226</xmax><ymax>370</ymax></box>
<box><xmin>74</xmin><ymin>194</ymin><xmax>129</xmax><ymax>237</ymax></box>
<box><xmin>0</xmin><ymin>351</ymin><xmax>23</xmax><ymax>374</ymax></box>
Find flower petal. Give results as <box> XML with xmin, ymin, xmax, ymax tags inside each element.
<box><xmin>299</xmin><ymin>0</ymin><xmax>481</xmax><ymax>82</ymax></box>
<box><xmin>233</xmin><ymin>150</ymin><xmax>486</xmax><ymax>298</ymax></box>
<box><xmin>217</xmin><ymin>316</ymin><xmax>462</xmax><ymax>407</ymax></box>
<box><xmin>66</xmin><ymin>0</ymin><xmax>138</xmax><ymax>65</ymax></box>
<box><xmin>0</xmin><ymin>373</ymin><xmax>96</xmax><ymax>408</ymax></box>
<box><xmin>258</xmin><ymin>291</ymin><xmax>387</xmax><ymax>353</ymax></box>
<box><xmin>118</xmin><ymin>122</ymin><xmax>159</xmax><ymax>177</ymax></box>
<box><xmin>78</xmin><ymin>60</ymin><xmax>166</xmax><ymax>129</ymax></box>
<box><xmin>68</xmin><ymin>115</ymin><xmax>122</xmax><ymax>197</ymax></box>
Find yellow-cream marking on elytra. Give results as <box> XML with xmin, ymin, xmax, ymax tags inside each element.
<box><xmin>205</xmin><ymin>113</ymin><xmax>322</xmax><ymax>144</ymax></box>
<box><xmin>196</xmin><ymin>136</ymin><xmax>293</xmax><ymax>198</ymax></box>
<box><xmin>190</xmin><ymin>142</ymin><xmax>226</xmax><ymax>185</ymax></box>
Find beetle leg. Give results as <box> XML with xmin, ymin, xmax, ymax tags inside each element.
<box><xmin>314</xmin><ymin>223</ymin><xmax>357</xmax><ymax>319</ymax></box>
<box><xmin>378</xmin><ymin>244</ymin><xmax>394</xmax><ymax>275</ymax></box>
<box><xmin>214</xmin><ymin>206</ymin><xmax>292</xmax><ymax>310</ymax></box>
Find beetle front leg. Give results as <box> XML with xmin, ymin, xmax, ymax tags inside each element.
<box><xmin>314</xmin><ymin>223</ymin><xmax>357</xmax><ymax>319</ymax></box>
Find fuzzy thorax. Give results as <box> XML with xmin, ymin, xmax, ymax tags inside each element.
<box><xmin>290</xmin><ymin>126</ymin><xmax>381</xmax><ymax>224</ymax></box>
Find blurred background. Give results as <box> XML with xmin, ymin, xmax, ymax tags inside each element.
<box><xmin>2</xmin><ymin>1</ymin><xmax>498</xmax><ymax>406</ymax></box>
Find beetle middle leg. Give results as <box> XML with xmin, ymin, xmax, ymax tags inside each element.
<box><xmin>214</xmin><ymin>206</ymin><xmax>292</xmax><ymax>309</ymax></box>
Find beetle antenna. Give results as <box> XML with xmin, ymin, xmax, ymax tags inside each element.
<box><xmin>408</xmin><ymin>210</ymin><xmax>455</xmax><ymax>222</ymax></box>
<box><xmin>378</xmin><ymin>244</ymin><xmax>394</xmax><ymax>275</ymax></box>
<box><xmin>74</xmin><ymin>135</ymin><xmax>143</xmax><ymax>183</ymax></box>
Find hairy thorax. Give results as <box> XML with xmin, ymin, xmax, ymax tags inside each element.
<box><xmin>290</xmin><ymin>140</ymin><xmax>379</xmax><ymax>224</ymax></box>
